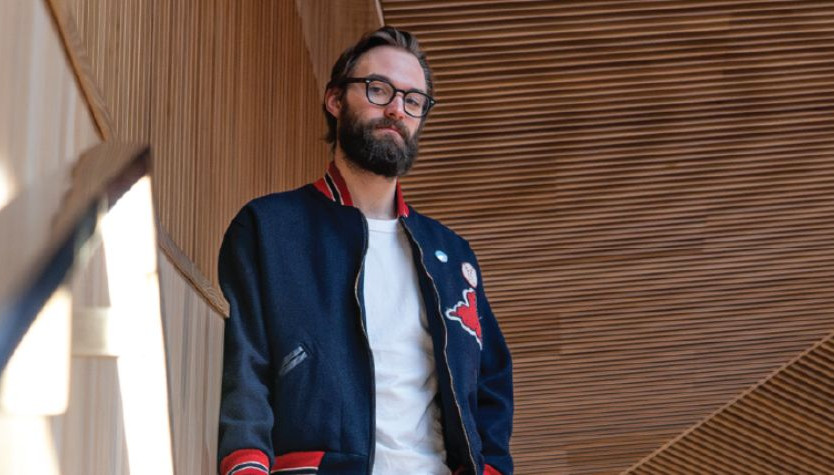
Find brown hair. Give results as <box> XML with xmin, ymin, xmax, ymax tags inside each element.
<box><xmin>322</xmin><ymin>26</ymin><xmax>434</xmax><ymax>148</ymax></box>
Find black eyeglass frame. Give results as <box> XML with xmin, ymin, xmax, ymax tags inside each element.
<box><xmin>341</xmin><ymin>77</ymin><xmax>436</xmax><ymax>118</ymax></box>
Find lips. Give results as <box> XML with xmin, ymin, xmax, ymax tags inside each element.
<box><xmin>376</xmin><ymin>125</ymin><xmax>404</xmax><ymax>138</ymax></box>
<box><xmin>373</xmin><ymin>119</ymin><xmax>407</xmax><ymax>140</ymax></box>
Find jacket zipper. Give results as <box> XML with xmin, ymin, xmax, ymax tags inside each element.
<box><xmin>354</xmin><ymin>214</ymin><xmax>376</xmax><ymax>475</ymax></box>
<box><xmin>400</xmin><ymin>220</ymin><xmax>477</xmax><ymax>474</ymax></box>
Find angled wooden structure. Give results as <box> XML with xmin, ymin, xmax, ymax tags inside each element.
<box><xmin>4</xmin><ymin>0</ymin><xmax>834</xmax><ymax>473</ymax></box>
<box><xmin>380</xmin><ymin>1</ymin><xmax>834</xmax><ymax>473</ymax></box>
<box><xmin>627</xmin><ymin>329</ymin><xmax>834</xmax><ymax>474</ymax></box>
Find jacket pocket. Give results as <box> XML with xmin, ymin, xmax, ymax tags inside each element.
<box><xmin>278</xmin><ymin>345</ymin><xmax>309</xmax><ymax>377</ymax></box>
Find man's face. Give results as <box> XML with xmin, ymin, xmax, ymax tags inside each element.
<box><xmin>335</xmin><ymin>46</ymin><xmax>428</xmax><ymax>178</ymax></box>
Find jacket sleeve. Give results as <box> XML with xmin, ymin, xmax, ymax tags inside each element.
<box><xmin>474</xmin><ymin>259</ymin><xmax>514</xmax><ymax>475</ymax></box>
<box><xmin>217</xmin><ymin>211</ymin><xmax>275</xmax><ymax>475</ymax></box>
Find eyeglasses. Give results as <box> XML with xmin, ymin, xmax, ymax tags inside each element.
<box><xmin>342</xmin><ymin>77</ymin><xmax>436</xmax><ymax>118</ymax></box>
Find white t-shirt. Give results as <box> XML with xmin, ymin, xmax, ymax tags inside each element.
<box><xmin>363</xmin><ymin>217</ymin><xmax>450</xmax><ymax>475</ymax></box>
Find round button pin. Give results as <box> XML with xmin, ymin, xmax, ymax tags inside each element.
<box><xmin>462</xmin><ymin>262</ymin><xmax>478</xmax><ymax>288</ymax></box>
<box><xmin>435</xmin><ymin>250</ymin><xmax>448</xmax><ymax>263</ymax></box>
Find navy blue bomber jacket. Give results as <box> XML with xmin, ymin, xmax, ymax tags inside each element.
<box><xmin>218</xmin><ymin>163</ymin><xmax>513</xmax><ymax>475</ymax></box>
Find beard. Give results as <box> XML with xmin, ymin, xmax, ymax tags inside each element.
<box><xmin>338</xmin><ymin>104</ymin><xmax>420</xmax><ymax>178</ymax></box>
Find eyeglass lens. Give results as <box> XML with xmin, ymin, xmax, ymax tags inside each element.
<box><xmin>366</xmin><ymin>80</ymin><xmax>429</xmax><ymax>117</ymax></box>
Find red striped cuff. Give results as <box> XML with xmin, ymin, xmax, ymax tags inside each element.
<box><xmin>220</xmin><ymin>449</ymin><xmax>270</xmax><ymax>475</ymax></box>
<box><xmin>272</xmin><ymin>451</ymin><xmax>324</xmax><ymax>472</ymax></box>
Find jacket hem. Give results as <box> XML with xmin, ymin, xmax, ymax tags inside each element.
<box><xmin>221</xmin><ymin>448</ymin><xmax>270</xmax><ymax>475</ymax></box>
<box><xmin>271</xmin><ymin>451</ymin><xmax>325</xmax><ymax>473</ymax></box>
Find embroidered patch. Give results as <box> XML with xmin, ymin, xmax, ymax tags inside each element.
<box><xmin>444</xmin><ymin>288</ymin><xmax>482</xmax><ymax>349</ymax></box>
<box><xmin>461</xmin><ymin>262</ymin><xmax>478</xmax><ymax>288</ymax></box>
<box><xmin>435</xmin><ymin>250</ymin><xmax>448</xmax><ymax>263</ymax></box>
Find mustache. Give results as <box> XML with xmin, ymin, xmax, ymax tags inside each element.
<box><xmin>370</xmin><ymin>118</ymin><xmax>408</xmax><ymax>139</ymax></box>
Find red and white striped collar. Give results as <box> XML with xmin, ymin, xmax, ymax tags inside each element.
<box><xmin>313</xmin><ymin>161</ymin><xmax>410</xmax><ymax>218</ymax></box>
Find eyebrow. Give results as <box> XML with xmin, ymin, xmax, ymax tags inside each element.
<box><xmin>365</xmin><ymin>73</ymin><xmax>427</xmax><ymax>95</ymax></box>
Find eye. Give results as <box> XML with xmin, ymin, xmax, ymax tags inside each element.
<box><xmin>405</xmin><ymin>95</ymin><xmax>425</xmax><ymax>107</ymax></box>
<box><xmin>367</xmin><ymin>81</ymin><xmax>392</xmax><ymax>97</ymax></box>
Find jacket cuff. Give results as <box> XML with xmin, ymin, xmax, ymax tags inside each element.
<box><xmin>220</xmin><ymin>448</ymin><xmax>270</xmax><ymax>475</ymax></box>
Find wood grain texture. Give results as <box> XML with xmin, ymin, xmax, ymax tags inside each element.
<box><xmin>158</xmin><ymin>224</ymin><xmax>229</xmax><ymax>317</ymax></box>
<box><xmin>159</xmin><ymin>253</ymin><xmax>225</xmax><ymax>475</ymax></box>
<box><xmin>295</xmin><ymin>0</ymin><xmax>383</xmax><ymax>92</ymax></box>
<box><xmin>56</xmin><ymin>2</ymin><xmax>379</xmax><ymax>473</ymax></box>
<box><xmin>45</xmin><ymin>0</ymin><xmax>114</xmax><ymax>140</ymax></box>
<box><xmin>0</xmin><ymin>142</ymin><xmax>147</xmax><ymax>329</ymax></box>
<box><xmin>67</xmin><ymin>0</ymin><xmax>335</xmax><ymax>304</ymax></box>
<box><xmin>627</xmin><ymin>328</ymin><xmax>834</xmax><ymax>474</ymax></box>
<box><xmin>380</xmin><ymin>1</ymin><xmax>834</xmax><ymax>473</ymax></box>
<box><xmin>50</xmin><ymin>356</ymin><xmax>129</xmax><ymax>475</ymax></box>
<box><xmin>0</xmin><ymin>0</ymin><xmax>101</xmax><ymax>210</ymax></box>
<box><xmin>52</xmin><ymin>240</ymin><xmax>126</xmax><ymax>475</ymax></box>
<box><xmin>2</xmin><ymin>2</ymin><xmax>114</xmax><ymax>473</ymax></box>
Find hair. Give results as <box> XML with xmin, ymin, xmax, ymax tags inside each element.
<box><xmin>322</xmin><ymin>26</ymin><xmax>434</xmax><ymax>148</ymax></box>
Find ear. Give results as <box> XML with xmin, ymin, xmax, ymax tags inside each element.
<box><xmin>324</xmin><ymin>87</ymin><xmax>343</xmax><ymax>120</ymax></box>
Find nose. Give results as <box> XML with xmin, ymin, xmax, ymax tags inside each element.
<box><xmin>384</xmin><ymin>93</ymin><xmax>406</xmax><ymax>122</ymax></box>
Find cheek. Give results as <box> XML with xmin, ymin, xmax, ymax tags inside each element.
<box><xmin>357</xmin><ymin>108</ymin><xmax>383</xmax><ymax>126</ymax></box>
<box><xmin>408</xmin><ymin>120</ymin><xmax>424</xmax><ymax>139</ymax></box>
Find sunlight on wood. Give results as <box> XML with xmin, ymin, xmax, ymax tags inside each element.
<box><xmin>0</xmin><ymin>287</ymin><xmax>71</xmax><ymax>415</ymax></box>
<box><xmin>101</xmin><ymin>176</ymin><xmax>174</xmax><ymax>475</ymax></box>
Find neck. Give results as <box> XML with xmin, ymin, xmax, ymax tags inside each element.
<box><xmin>333</xmin><ymin>153</ymin><xmax>398</xmax><ymax>220</ymax></box>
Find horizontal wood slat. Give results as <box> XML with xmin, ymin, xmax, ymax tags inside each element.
<box><xmin>627</xmin><ymin>331</ymin><xmax>834</xmax><ymax>474</ymax></box>
<box><xmin>381</xmin><ymin>1</ymin><xmax>834</xmax><ymax>473</ymax></box>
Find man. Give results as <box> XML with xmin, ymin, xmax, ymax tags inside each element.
<box><xmin>217</xmin><ymin>26</ymin><xmax>513</xmax><ymax>475</ymax></box>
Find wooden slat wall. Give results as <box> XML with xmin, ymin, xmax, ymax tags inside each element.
<box><xmin>627</xmin><ymin>329</ymin><xmax>834</xmax><ymax>474</ymax></box>
<box><xmin>380</xmin><ymin>1</ymin><xmax>834</xmax><ymax>473</ymax></box>
<box><xmin>51</xmin><ymin>243</ymin><xmax>127</xmax><ymax>475</ymax></box>
<box><xmin>159</xmin><ymin>253</ymin><xmax>225</xmax><ymax>475</ymax></box>
<box><xmin>68</xmin><ymin>0</ymin><xmax>331</xmax><ymax>298</ymax></box>
<box><xmin>0</xmin><ymin>0</ymin><xmax>101</xmax><ymax>211</ymax></box>
<box><xmin>1</xmin><ymin>2</ymin><xmax>124</xmax><ymax>474</ymax></box>
<box><xmin>295</xmin><ymin>0</ymin><xmax>383</xmax><ymax>92</ymax></box>
<box><xmin>149</xmin><ymin>0</ymin><xmax>330</xmax><ymax>289</ymax></box>
<box><xmin>51</xmin><ymin>357</ymin><xmax>129</xmax><ymax>475</ymax></box>
<box><xmin>56</xmin><ymin>1</ymin><xmax>378</xmax><ymax>473</ymax></box>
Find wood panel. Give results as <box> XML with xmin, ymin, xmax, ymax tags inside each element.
<box><xmin>627</xmin><ymin>329</ymin><xmax>834</xmax><ymax>474</ymax></box>
<box><xmin>1</xmin><ymin>2</ymin><xmax>119</xmax><ymax>474</ymax></box>
<box><xmin>159</xmin><ymin>252</ymin><xmax>225</xmax><ymax>475</ymax></box>
<box><xmin>0</xmin><ymin>0</ymin><xmax>101</xmax><ymax>210</ymax></box>
<box><xmin>67</xmin><ymin>0</ymin><xmax>333</xmax><ymax>306</ymax></box>
<box><xmin>380</xmin><ymin>1</ymin><xmax>834</xmax><ymax>473</ymax></box>
<box><xmin>47</xmin><ymin>241</ymin><xmax>124</xmax><ymax>475</ymax></box>
<box><xmin>45</xmin><ymin>205</ymin><xmax>200</xmax><ymax>475</ymax></box>
<box><xmin>50</xmin><ymin>355</ymin><xmax>129</xmax><ymax>475</ymax></box>
<box><xmin>55</xmin><ymin>2</ymin><xmax>385</xmax><ymax>474</ymax></box>
<box><xmin>295</xmin><ymin>0</ymin><xmax>383</xmax><ymax>92</ymax></box>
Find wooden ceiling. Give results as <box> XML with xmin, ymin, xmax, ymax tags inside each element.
<box><xmin>627</xmin><ymin>330</ymin><xmax>834</xmax><ymax>474</ymax></box>
<box><xmin>381</xmin><ymin>1</ymin><xmax>834</xmax><ymax>473</ymax></box>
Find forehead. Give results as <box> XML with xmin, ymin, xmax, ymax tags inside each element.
<box><xmin>352</xmin><ymin>45</ymin><xmax>427</xmax><ymax>92</ymax></box>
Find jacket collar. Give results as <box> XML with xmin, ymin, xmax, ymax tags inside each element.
<box><xmin>313</xmin><ymin>161</ymin><xmax>410</xmax><ymax>218</ymax></box>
